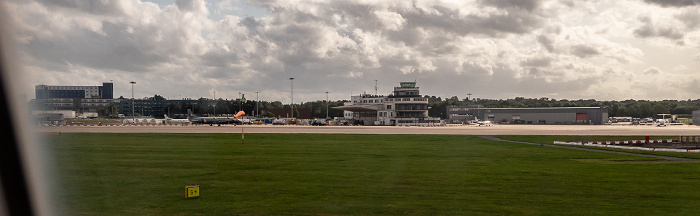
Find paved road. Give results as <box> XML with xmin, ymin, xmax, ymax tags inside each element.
<box><xmin>478</xmin><ymin>135</ymin><xmax>700</xmax><ymax>162</ymax></box>
<box><xmin>36</xmin><ymin>124</ymin><xmax>700</xmax><ymax>135</ymax></box>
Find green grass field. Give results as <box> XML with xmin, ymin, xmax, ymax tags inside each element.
<box><xmin>44</xmin><ymin>133</ymin><xmax>700</xmax><ymax>215</ymax></box>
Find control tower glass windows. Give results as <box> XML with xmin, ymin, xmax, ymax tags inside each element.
<box><xmin>400</xmin><ymin>82</ymin><xmax>416</xmax><ymax>88</ymax></box>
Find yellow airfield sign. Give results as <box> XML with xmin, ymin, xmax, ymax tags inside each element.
<box><xmin>185</xmin><ymin>185</ymin><xmax>200</xmax><ymax>199</ymax></box>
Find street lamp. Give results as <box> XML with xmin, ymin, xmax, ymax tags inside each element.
<box><xmin>325</xmin><ymin>91</ymin><xmax>329</xmax><ymax>119</ymax></box>
<box><xmin>212</xmin><ymin>91</ymin><xmax>216</xmax><ymax>116</ymax></box>
<box><xmin>255</xmin><ymin>91</ymin><xmax>259</xmax><ymax>117</ymax></box>
<box><xmin>130</xmin><ymin>81</ymin><xmax>136</xmax><ymax>123</ymax></box>
<box><xmin>289</xmin><ymin>77</ymin><xmax>294</xmax><ymax>118</ymax></box>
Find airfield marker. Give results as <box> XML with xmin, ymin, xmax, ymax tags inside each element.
<box><xmin>185</xmin><ymin>185</ymin><xmax>200</xmax><ymax>199</ymax></box>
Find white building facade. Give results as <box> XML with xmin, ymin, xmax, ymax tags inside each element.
<box><xmin>336</xmin><ymin>82</ymin><xmax>442</xmax><ymax>126</ymax></box>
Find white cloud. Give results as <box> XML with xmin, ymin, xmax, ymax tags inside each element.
<box><xmin>5</xmin><ymin>0</ymin><xmax>700</xmax><ymax>102</ymax></box>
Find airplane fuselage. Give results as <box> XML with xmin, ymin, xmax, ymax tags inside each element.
<box><xmin>190</xmin><ymin>117</ymin><xmax>240</xmax><ymax>126</ymax></box>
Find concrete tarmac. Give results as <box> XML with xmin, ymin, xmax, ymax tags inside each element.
<box><xmin>36</xmin><ymin>124</ymin><xmax>700</xmax><ymax>135</ymax></box>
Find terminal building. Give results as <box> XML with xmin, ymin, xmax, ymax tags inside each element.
<box><xmin>334</xmin><ymin>81</ymin><xmax>442</xmax><ymax>126</ymax></box>
<box><xmin>447</xmin><ymin>106</ymin><xmax>609</xmax><ymax>125</ymax></box>
<box><xmin>31</xmin><ymin>82</ymin><xmax>120</xmax><ymax>114</ymax></box>
<box><xmin>35</xmin><ymin>82</ymin><xmax>113</xmax><ymax>99</ymax></box>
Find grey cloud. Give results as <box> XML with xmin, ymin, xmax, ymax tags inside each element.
<box><xmin>20</xmin><ymin>21</ymin><xmax>168</xmax><ymax>72</ymax></box>
<box><xmin>201</xmin><ymin>48</ymin><xmax>241</xmax><ymax>68</ymax></box>
<box><xmin>643</xmin><ymin>0</ymin><xmax>700</xmax><ymax>7</ymax></box>
<box><xmin>437</xmin><ymin>64</ymin><xmax>601</xmax><ymax>100</ymax></box>
<box><xmin>176</xmin><ymin>0</ymin><xmax>197</xmax><ymax>11</ymax></box>
<box><xmin>36</xmin><ymin>0</ymin><xmax>127</xmax><ymax>16</ymax></box>
<box><xmin>520</xmin><ymin>57</ymin><xmax>552</xmax><ymax>67</ymax></box>
<box><xmin>633</xmin><ymin>15</ymin><xmax>685</xmax><ymax>41</ymax></box>
<box><xmin>14</xmin><ymin>0</ymin><xmax>697</xmax><ymax>101</ymax></box>
<box><xmin>570</xmin><ymin>45</ymin><xmax>600</xmax><ymax>58</ymax></box>
<box><xmin>633</xmin><ymin>25</ymin><xmax>656</xmax><ymax>37</ymax></box>
<box><xmin>676</xmin><ymin>10</ymin><xmax>700</xmax><ymax>29</ymax></box>
<box><xmin>633</xmin><ymin>25</ymin><xmax>684</xmax><ymax>40</ymax></box>
<box><xmin>482</xmin><ymin>0</ymin><xmax>543</xmax><ymax>11</ymax></box>
<box><xmin>239</xmin><ymin>16</ymin><xmax>263</xmax><ymax>33</ymax></box>
<box><xmin>559</xmin><ymin>0</ymin><xmax>576</xmax><ymax>7</ymax></box>
<box><xmin>643</xmin><ymin>67</ymin><xmax>662</xmax><ymax>75</ymax></box>
<box><xmin>537</xmin><ymin>35</ymin><xmax>555</xmax><ymax>52</ymax></box>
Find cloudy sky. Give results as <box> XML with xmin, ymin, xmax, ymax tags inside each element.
<box><xmin>4</xmin><ymin>0</ymin><xmax>700</xmax><ymax>103</ymax></box>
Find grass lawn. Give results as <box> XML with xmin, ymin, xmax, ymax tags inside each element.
<box><xmin>44</xmin><ymin>133</ymin><xmax>700</xmax><ymax>215</ymax></box>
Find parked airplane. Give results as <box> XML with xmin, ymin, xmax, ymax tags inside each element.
<box><xmin>164</xmin><ymin>114</ymin><xmax>190</xmax><ymax>125</ymax></box>
<box><xmin>475</xmin><ymin>120</ymin><xmax>492</xmax><ymax>126</ymax></box>
<box><xmin>469</xmin><ymin>120</ymin><xmax>492</xmax><ymax>126</ymax></box>
<box><xmin>189</xmin><ymin>110</ymin><xmax>245</xmax><ymax>126</ymax></box>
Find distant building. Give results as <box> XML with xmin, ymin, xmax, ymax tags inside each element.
<box><xmin>334</xmin><ymin>81</ymin><xmax>441</xmax><ymax>126</ymax></box>
<box><xmin>117</xmin><ymin>99</ymin><xmax>199</xmax><ymax>118</ymax></box>
<box><xmin>693</xmin><ymin>110</ymin><xmax>700</xmax><ymax>125</ymax></box>
<box><xmin>263</xmin><ymin>108</ymin><xmax>312</xmax><ymax>119</ymax></box>
<box><xmin>446</xmin><ymin>106</ymin><xmax>609</xmax><ymax>125</ymax></box>
<box><xmin>29</xmin><ymin>97</ymin><xmax>120</xmax><ymax>114</ymax></box>
<box><xmin>31</xmin><ymin>82</ymin><xmax>118</xmax><ymax>114</ymax></box>
<box><xmin>35</xmin><ymin>82</ymin><xmax>113</xmax><ymax>99</ymax></box>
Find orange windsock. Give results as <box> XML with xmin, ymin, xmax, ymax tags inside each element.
<box><xmin>234</xmin><ymin>111</ymin><xmax>245</xmax><ymax>119</ymax></box>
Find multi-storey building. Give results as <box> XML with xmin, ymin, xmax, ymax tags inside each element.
<box><xmin>116</xmin><ymin>99</ymin><xmax>200</xmax><ymax>118</ymax></box>
<box><xmin>335</xmin><ymin>81</ymin><xmax>442</xmax><ymax>126</ymax></box>
<box><xmin>35</xmin><ymin>82</ymin><xmax>113</xmax><ymax>99</ymax></box>
<box><xmin>30</xmin><ymin>82</ymin><xmax>119</xmax><ymax>113</ymax></box>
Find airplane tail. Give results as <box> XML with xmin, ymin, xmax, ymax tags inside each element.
<box><xmin>186</xmin><ymin>109</ymin><xmax>197</xmax><ymax>120</ymax></box>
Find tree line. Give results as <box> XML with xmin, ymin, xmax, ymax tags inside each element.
<box><xmin>109</xmin><ymin>94</ymin><xmax>700</xmax><ymax>120</ymax></box>
<box><xmin>425</xmin><ymin>96</ymin><xmax>700</xmax><ymax>119</ymax></box>
<box><xmin>136</xmin><ymin>95</ymin><xmax>348</xmax><ymax>118</ymax></box>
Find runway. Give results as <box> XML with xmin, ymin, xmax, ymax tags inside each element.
<box><xmin>36</xmin><ymin>124</ymin><xmax>700</xmax><ymax>136</ymax></box>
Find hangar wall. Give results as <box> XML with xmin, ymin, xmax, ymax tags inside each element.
<box><xmin>447</xmin><ymin>107</ymin><xmax>608</xmax><ymax>125</ymax></box>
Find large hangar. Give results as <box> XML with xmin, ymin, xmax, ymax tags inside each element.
<box><xmin>447</xmin><ymin>106</ymin><xmax>608</xmax><ymax>125</ymax></box>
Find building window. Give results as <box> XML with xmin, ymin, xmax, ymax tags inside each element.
<box><xmin>387</xmin><ymin>105</ymin><xmax>392</xmax><ymax>109</ymax></box>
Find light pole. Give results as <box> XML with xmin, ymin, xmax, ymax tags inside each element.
<box><xmin>212</xmin><ymin>91</ymin><xmax>216</xmax><ymax>116</ymax></box>
<box><xmin>325</xmin><ymin>91</ymin><xmax>329</xmax><ymax>119</ymax></box>
<box><xmin>289</xmin><ymin>77</ymin><xmax>294</xmax><ymax>118</ymax></box>
<box><xmin>130</xmin><ymin>81</ymin><xmax>136</xmax><ymax>123</ymax></box>
<box><xmin>255</xmin><ymin>91</ymin><xmax>259</xmax><ymax>117</ymax></box>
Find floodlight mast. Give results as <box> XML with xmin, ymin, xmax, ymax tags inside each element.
<box><xmin>326</xmin><ymin>91</ymin><xmax>329</xmax><ymax>119</ymax></box>
<box><xmin>212</xmin><ymin>91</ymin><xmax>216</xmax><ymax>116</ymax></box>
<box><xmin>289</xmin><ymin>77</ymin><xmax>294</xmax><ymax>118</ymax></box>
<box><xmin>130</xmin><ymin>81</ymin><xmax>136</xmax><ymax>123</ymax></box>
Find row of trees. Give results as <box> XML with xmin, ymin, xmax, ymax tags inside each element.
<box><xmin>114</xmin><ymin>94</ymin><xmax>700</xmax><ymax>120</ymax></box>
<box><xmin>426</xmin><ymin>96</ymin><xmax>700</xmax><ymax>119</ymax></box>
<box><xmin>143</xmin><ymin>95</ymin><xmax>348</xmax><ymax>119</ymax></box>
